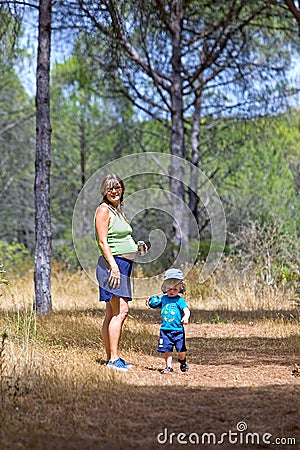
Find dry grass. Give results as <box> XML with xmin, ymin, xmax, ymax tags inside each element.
<box><xmin>0</xmin><ymin>266</ymin><xmax>300</xmax><ymax>449</ymax></box>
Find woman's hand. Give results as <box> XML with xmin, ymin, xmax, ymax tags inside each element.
<box><xmin>137</xmin><ymin>241</ymin><xmax>148</xmax><ymax>255</ymax></box>
<box><xmin>109</xmin><ymin>264</ymin><xmax>120</xmax><ymax>289</ymax></box>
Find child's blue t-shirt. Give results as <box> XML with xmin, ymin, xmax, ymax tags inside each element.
<box><xmin>148</xmin><ymin>294</ymin><xmax>188</xmax><ymax>331</ymax></box>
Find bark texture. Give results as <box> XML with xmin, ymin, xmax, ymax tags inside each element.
<box><xmin>34</xmin><ymin>0</ymin><xmax>52</xmax><ymax>315</ymax></box>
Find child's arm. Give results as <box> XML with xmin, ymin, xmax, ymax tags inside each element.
<box><xmin>181</xmin><ymin>307</ymin><xmax>190</xmax><ymax>324</ymax></box>
<box><xmin>146</xmin><ymin>295</ymin><xmax>162</xmax><ymax>308</ymax></box>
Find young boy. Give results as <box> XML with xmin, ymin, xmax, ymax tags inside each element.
<box><xmin>147</xmin><ymin>268</ymin><xmax>190</xmax><ymax>374</ymax></box>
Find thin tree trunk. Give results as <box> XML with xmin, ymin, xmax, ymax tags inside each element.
<box><xmin>188</xmin><ymin>86</ymin><xmax>202</xmax><ymax>239</ymax></box>
<box><xmin>79</xmin><ymin>115</ymin><xmax>89</xmax><ymax>236</ymax></box>
<box><xmin>169</xmin><ymin>0</ymin><xmax>189</xmax><ymax>257</ymax></box>
<box><xmin>34</xmin><ymin>0</ymin><xmax>52</xmax><ymax>315</ymax></box>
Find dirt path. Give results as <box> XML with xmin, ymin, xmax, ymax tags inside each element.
<box><xmin>117</xmin><ymin>320</ymin><xmax>300</xmax><ymax>449</ymax></box>
<box><xmin>1</xmin><ymin>312</ymin><xmax>299</xmax><ymax>450</ymax></box>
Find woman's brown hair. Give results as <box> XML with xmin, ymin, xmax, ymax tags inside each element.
<box><xmin>99</xmin><ymin>173</ymin><xmax>125</xmax><ymax>207</ymax></box>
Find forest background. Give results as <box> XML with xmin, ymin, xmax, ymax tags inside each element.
<box><xmin>0</xmin><ymin>0</ymin><xmax>300</xmax><ymax>303</ymax></box>
<box><xmin>1</xmin><ymin>2</ymin><xmax>300</xmax><ymax>449</ymax></box>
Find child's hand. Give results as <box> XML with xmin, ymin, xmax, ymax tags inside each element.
<box><xmin>145</xmin><ymin>297</ymin><xmax>151</xmax><ymax>308</ymax></box>
<box><xmin>181</xmin><ymin>307</ymin><xmax>190</xmax><ymax>324</ymax></box>
<box><xmin>181</xmin><ymin>315</ymin><xmax>189</xmax><ymax>325</ymax></box>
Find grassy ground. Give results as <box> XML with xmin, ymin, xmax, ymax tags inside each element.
<box><xmin>0</xmin><ymin>267</ymin><xmax>299</xmax><ymax>450</ymax></box>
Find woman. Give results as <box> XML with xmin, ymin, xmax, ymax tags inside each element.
<box><xmin>95</xmin><ymin>173</ymin><xmax>145</xmax><ymax>371</ymax></box>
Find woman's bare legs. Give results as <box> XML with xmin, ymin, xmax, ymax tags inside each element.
<box><xmin>102</xmin><ymin>296</ymin><xmax>128</xmax><ymax>362</ymax></box>
<box><xmin>102</xmin><ymin>302</ymin><xmax>113</xmax><ymax>361</ymax></box>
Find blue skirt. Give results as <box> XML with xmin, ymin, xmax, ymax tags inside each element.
<box><xmin>96</xmin><ymin>256</ymin><xmax>133</xmax><ymax>302</ymax></box>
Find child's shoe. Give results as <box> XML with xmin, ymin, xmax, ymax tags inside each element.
<box><xmin>179</xmin><ymin>359</ymin><xmax>189</xmax><ymax>372</ymax></box>
<box><xmin>160</xmin><ymin>366</ymin><xmax>173</xmax><ymax>374</ymax></box>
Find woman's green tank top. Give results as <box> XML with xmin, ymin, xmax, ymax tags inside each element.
<box><xmin>96</xmin><ymin>205</ymin><xmax>137</xmax><ymax>256</ymax></box>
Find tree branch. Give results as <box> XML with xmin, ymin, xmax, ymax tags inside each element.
<box><xmin>0</xmin><ymin>113</ymin><xmax>34</xmax><ymax>137</ymax></box>
<box><xmin>284</xmin><ymin>0</ymin><xmax>300</xmax><ymax>31</ymax></box>
<box><xmin>0</xmin><ymin>0</ymin><xmax>39</xmax><ymax>9</ymax></box>
<box><xmin>78</xmin><ymin>0</ymin><xmax>172</xmax><ymax>92</ymax></box>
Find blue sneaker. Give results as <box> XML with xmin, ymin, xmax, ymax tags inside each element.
<box><xmin>119</xmin><ymin>358</ymin><xmax>132</xmax><ymax>369</ymax></box>
<box><xmin>106</xmin><ymin>358</ymin><xmax>132</xmax><ymax>369</ymax></box>
<box><xmin>106</xmin><ymin>358</ymin><xmax>129</xmax><ymax>371</ymax></box>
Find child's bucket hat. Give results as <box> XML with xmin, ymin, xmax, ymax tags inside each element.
<box><xmin>162</xmin><ymin>268</ymin><xmax>186</xmax><ymax>294</ymax></box>
<box><xmin>163</xmin><ymin>268</ymin><xmax>184</xmax><ymax>281</ymax></box>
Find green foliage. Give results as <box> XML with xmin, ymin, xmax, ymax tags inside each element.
<box><xmin>0</xmin><ymin>240</ymin><xmax>32</xmax><ymax>275</ymax></box>
<box><xmin>52</xmin><ymin>239</ymin><xmax>80</xmax><ymax>271</ymax></box>
<box><xmin>206</xmin><ymin>315</ymin><xmax>230</xmax><ymax>324</ymax></box>
<box><xmin>52</xmin><ymin>234</ymin><xmax>98</xmax><ymax>271</ymax></box>
<box><xmin>0</xmin><ymin>70</ymin><xmax>35</xmax><ymax>248</ymax></box>
<box><xmin>0</xmin><ymin>8</ymin><xmax>35</xmax><ymax>248</ymax></box>
<box><xmin>230</xmin><ymin>219</ymin><xmax>300</xmax><ymax>292</ymax></box>
<box><xmin>50</xmin><ymin>46</ymin><xmax>139</xmax><ymax>244</ymax></box>
<box><xmin>0</xmin><ymin>264</ymin><xmax>9</xmax><ymax>296</ymax></box>
<box><xmin>203</xmin><ymin>113</ymin><xmax>300</xmax><ymax>234</ymax></box>
<box><xmin>1</xmin><ymin>5</ymin><xmax>300</xmax><ymax>288</ymax></box>
<box><xmin>0</xmin><ymin>5</ymin><xmax>22</xmax><ymax>73</ymax></box>
<box><xmin>189</xmin><ymin>239</ymin><xmax>230</xmax><ymax>262</ymax></box>
<box><xmin>4</xmin><ymin>309</ymin><xmax>37</xmax><ymax>343</ymax></box>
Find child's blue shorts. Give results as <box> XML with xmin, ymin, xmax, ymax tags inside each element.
<box><xmin>157</xmin><ymin>329</ymin><xmax>187</xmax><ymax>353</ymax></box>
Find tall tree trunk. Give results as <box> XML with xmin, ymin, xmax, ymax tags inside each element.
<box><xmin>188</xmin><ymin>85</ymin><xmax>202</xmax><ymax>239</ymax></box>
<box><xmin>79</xmin><ymin>114</ymin><xmax>89</xmax><ymax>236</ymax></box>
<box><xmin>34</xmin><ymin>0</ymin><xmax>52</xmax><ymax>315</ymax></box>
<box><xmin>169</xmin><ymin>0</ymin><xmax>189</xmax><ymax>258</ymax></box>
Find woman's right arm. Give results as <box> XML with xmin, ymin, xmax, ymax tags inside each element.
<box><xmin>95</xmin><ymin>205</ymin><xmax>120</xmax><ymax>288</ymax></box>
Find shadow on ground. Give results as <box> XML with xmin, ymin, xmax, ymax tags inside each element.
<box><xmin>1</xmin><ymin>381</ymin><xmax>299</xmax><ymax>449</ymax></box>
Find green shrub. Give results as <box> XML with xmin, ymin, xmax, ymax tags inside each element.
<box><xmin>228</xmin><ymin>220</ymin><xmax>300</xmax><ymax>293</ymax></box>
<box><xmin>0</xmin><ymin>264</ymin><xmax>9</xmax><ymax>296</ymax></box>
<box><xmin>0</xmin><ymin>240</ymin><xmax>32</xmax><ymax>275</ymax></box>
<box><xmin>52</xmin><ymin>239</ymin><xmax>81</xmax><ymax>271</ymax></box>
